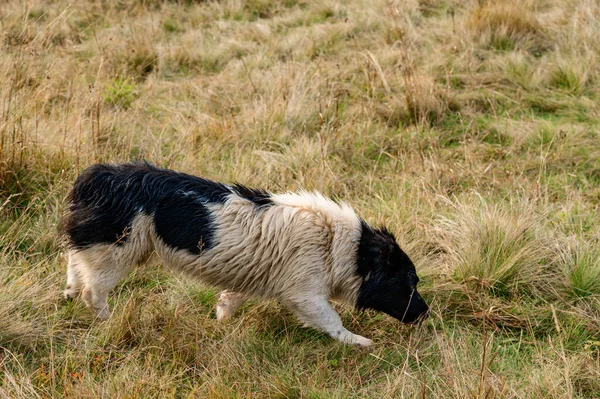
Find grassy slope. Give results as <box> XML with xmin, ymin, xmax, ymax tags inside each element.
<box><xmin>1</xmin><ymin>0</ymin><xmax>599</xmax><ymax>397</ymax></box>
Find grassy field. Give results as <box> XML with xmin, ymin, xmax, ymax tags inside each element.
<box><xmin>1</xmin><ymin>0</ymin><xmax>599</xmax><ymax>397</ymax></box>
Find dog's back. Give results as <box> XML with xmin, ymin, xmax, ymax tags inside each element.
<box><xmin>64</xmin><ymin>162</ymin><xmax>232</xmax><ymax>250</ymax></box>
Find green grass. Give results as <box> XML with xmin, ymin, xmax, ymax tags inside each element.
<box><xmin>1</xmin><ymin>0</ymin><xmax>600</xmax><ymax>397</ymax></box>
<box><xmin>559</xmin><ymin>243</ymin><xmax>600</xmax><ymax>301</ymax></box>
<box><xmin>104</xmin><ymin>78</ymin><xmax>138</xmax><ymax>109</ymax></box>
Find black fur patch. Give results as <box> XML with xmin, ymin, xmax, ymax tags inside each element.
<box><xmin>154</xmin><ymin>194</ymin><xmax>216</xmax><ymax>254</ymax></box>
<box><xmin>355</xmin><ymin>220</ymin><xmax>428</xmax><ymax>323</ymax></box>
<box><xmin>231</xmin><ymin>183</ymin><xmax>273</xmax><ymax>207</ymax></box>
<box><xmin>64</xmin><ymin>162</ymin><xmax>231</xmax><ymax>251</ymax></box>
<box><xmin>356</xmin><ymin>221</ymin><xmax>405</xmax><ymax>279</ymax></box>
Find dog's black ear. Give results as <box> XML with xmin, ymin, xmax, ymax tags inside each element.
<box><xmin>359</xmin><ymin>221</ymin><xmax>402</xmax><ymax>274</ymax></box>
<box><xmin>373</xmin><ymin>226</ymin><xmax>397</xmax><ymax>262</ymax></box>
<box><xmin>375</xmin><ymin>239</ymin><xmax>391</xmax><ymax>260</ymax></box>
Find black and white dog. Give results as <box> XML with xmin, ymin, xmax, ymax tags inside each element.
<box><xmin>63</xmin><ymin>162</ymin><xmax>428</xmax><ymax>346</ymax></box>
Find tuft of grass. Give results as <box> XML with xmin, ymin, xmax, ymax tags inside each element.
<box><xmin>436</xmin><ymin>199</ymin><xmax>549</xmax><ymax>297</ymax></box>
<box><xmin>558</xmin><ymin>241</ymin><xmax>600</xmax><ymax>301</ymax></box>
<box><xmin>548</xmin><ymin>63</ymin><xmax>587</xmax><ymax>95</ymax></box>
<box><xmin>160</xmin><ymin>41</ymin><xmax>247</xmax><ymax>77</ymax></box>
<box><xmin>162</xmin><ymin>18</ymin><xmax>178</xmax><ymax>33</ymax></box>
<box><xmin>397</xmin><ymin>48</ymin><xmax>455</xmax><ymax>127</ymax></box>
<box><xmin>403</xmin><ymin>73</ymin><xmax>453</xmax><ymax>126</ymax></box>
<box><xmin>124</xmin><ymin>47</ymin><xmax>158</xmax><ymax>80</ymax></box>
<box><xmin>27</xmin><ymin>6</ymin><xmax>46</xmax><ymax>21</ymax></box>
<box><xmin>103</xmin><ymin>77</ymin><xmax>138</xmax><ymax>109</ymax></box>
<box><xmin>104</xmin><ymin>34</ymin><xmax>159</xmax><ymax>81</ymax></box>
<box><xmin>467</xmin><ymin>0</ymin><xmax>544</xmax><ymax>52</ymax></box>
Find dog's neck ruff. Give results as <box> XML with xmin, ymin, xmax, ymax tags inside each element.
<box><xmin>270</xmin><ymin>192</ymin><xmax>363</xmax><ymax>303</ymax></box>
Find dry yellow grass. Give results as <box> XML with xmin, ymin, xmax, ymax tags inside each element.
<box><xmin>1</xmin><ymin>0</ymin><xmax>599</xmax><ymax>397</ymax></box>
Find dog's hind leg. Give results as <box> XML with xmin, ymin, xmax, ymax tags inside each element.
<box><xmin>284</xmin><ymin>296</ymin><xmax>373</xmax><ymax>347</ymax></box>
<box><xmin>216</xmin><ymin>290</ymin><xmax>247</xmax><ymax>320</ymax></box>
<box><xmin>64</xmin><ymin>250</ymin><xmax>84</xmax><ymax>299</ymax></box>
<box><xmin>77</xmin><ymin>246</ymin><xmax>134</xmax><ymax>320</ymax></box>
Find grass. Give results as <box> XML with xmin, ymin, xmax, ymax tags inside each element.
<box><xmin>1</xmin><ymin>0</ymin><xmax>599</xmax><ymax>397</ymax></box>
<box><xmin>104</xmin><ymin>78</ymin><xmax>138</xmax><ymax>109</ymax></box>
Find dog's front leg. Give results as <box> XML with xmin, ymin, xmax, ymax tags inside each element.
<box><xmin>285</xmin><ymin>296</ymin><xmax>373</xmax><ymax>347</ymax></box>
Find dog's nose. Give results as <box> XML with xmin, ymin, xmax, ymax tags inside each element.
<box><xmin>412</xmin><ymin>306</ymin><xmax>430</xmax><ymax>323</ymax></box>
<box><xmin>408</xmin><ymin>310</ymin><xmax>429</xmax><ymax>324</ymax></box>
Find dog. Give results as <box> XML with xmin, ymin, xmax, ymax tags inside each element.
<box><xmin>63</xmin><ymin>162</ymin><xmax>428</xmax><ymax>346</ymax></box>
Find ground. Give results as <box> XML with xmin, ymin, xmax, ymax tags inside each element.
<box><xmin>0</xmin><ymin>0</ymin><xmax>599</xmax><ymax>397</ymax></box>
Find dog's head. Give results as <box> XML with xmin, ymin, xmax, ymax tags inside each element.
<box><xmin>355</xmin><ymin>221</ymin><xmax>429</xmax><ymax>323</ymax></box>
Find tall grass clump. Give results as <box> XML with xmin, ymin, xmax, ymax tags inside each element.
<box><xmin>436</xmin><ymin>198</ymin><xmax>549</xmax><ymax>297</ymax></box>
<box><xmin>548</xmin><ymin>62</ymin><xmax>589</xmax><ymax>96</ymax></box>
<box><xmin>103</xmin><ymin>77</ymin><xmax>138</xmax><ymax>109</ymax></box>
<box><xmin>557</xmin><ymin>241</ymin><xmax>600</xmax><ymax>302</ymax></box>
<box><xmin>403</xmin><ymin>72</ymin><xmax>452</xmax><ymax>126</ymax></box>
<box><xmin>0</xmin><ymin>221</ymin><xmax>56</xmax><ymax>350</ymax></box>
<box><xmin>467</xmin><ymin>0</ymin><xmax>544</xmax><ymax>51</ymax></box>
<box><xmin>386</xmin><ymin>46</ymin><xmax>456</xmax><ymax>127</ymax></box>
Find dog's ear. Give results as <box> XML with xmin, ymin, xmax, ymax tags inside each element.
<box><xmin>373</xmin><ymin>226</ymin><xmax>397</xmax><ymax>263</ymax></box>
<box><xmin>359</xmin><ymin>221</ymin><xmax>400</xmax><ymax>273</ymax></box>
<box><xmin>376</xmin><ymin>239</ymin><xmax>392</xmax><ymax>259</ymax></box>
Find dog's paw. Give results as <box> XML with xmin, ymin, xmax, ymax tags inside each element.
<box><xmin>352</xmin><ymin>335</ymin><xmax>373</xmax><ymax>347</ymax></box>
<box><xmin>216</xmin><ymin>305</ymin><xmax>230</xmax><ymax>321</ymax></box>
<box><xmin>94</xmin><ymin>306</ymin><xmax>111</xmax><ymax>321</ymax></box>
<box><xmin>336</xmin><ymin>330</ymin><xmax>373</xmax><ymax>347</ymax></box>
<box><xmin>63</xmin><ymin>287</ymin><xmax>79</xmax><ymax>300</ymax></box>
